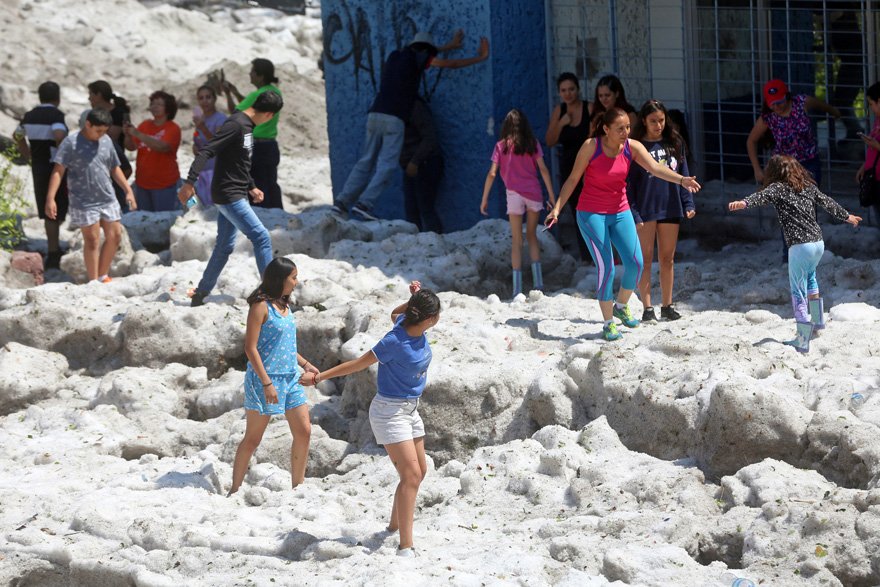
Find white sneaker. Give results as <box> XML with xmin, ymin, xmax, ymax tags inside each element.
<box><xmin>396</xmin><ymin>547</ymin><xmax>417</xmax><ymax>558</ymax></box>
<box><xmin>351</xmin><ymin>203</ymin><xmax>378</xmax><ymax>221</ymax></box>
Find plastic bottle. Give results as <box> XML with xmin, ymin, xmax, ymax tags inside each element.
<box><xmin>851</xmin><ymin>392</ymin><xmax>866</xmax><ymax>408</ymax></box>
<box><xmin>721</xmin><ymin>572</ymin><xmax>756</xmax><ymax>587</ymax></box>
<box><xmin>185</xmin><ymin>195</ymin><xmax>199</xmax><ymax>210</ymax></box>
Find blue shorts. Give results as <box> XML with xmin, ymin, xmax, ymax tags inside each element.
<box><xmin>243</xmin><ymin>370</ymin><xmax>307</xmax><ymax>415</ymax></box>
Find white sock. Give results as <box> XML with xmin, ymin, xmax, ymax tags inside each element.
<box><xmin>604</xmin><ymin>319</ymin><xmax>613</xmax><ymax>327</ymax></box>
<box><xmin>614</xmin><ymin>302</ymin><xmax>626</xmax><ymax>310</ymax></box>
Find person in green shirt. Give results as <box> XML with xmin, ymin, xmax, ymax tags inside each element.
<box><xmin>222</xmin><ymin>58</ymin><xmax>283</xmax><ymax>209</ymax></box>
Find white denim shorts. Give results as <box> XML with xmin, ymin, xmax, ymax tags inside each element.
<box><xmin>369</xmin><ymin>394</ymin><xmax>425</xmax><ymax>446</ymax></box>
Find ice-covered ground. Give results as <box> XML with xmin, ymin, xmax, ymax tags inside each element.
<box><xmin>1</xmin><ymin>1</ymin><xmax>880</xmax><ymax>586</ymax></box>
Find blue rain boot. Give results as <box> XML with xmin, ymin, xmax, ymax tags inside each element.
<box><xmin>808</xmin><ymin>298</ymin><xmax>825</xmax><ymax>331</ymax></box>
<box><xmin>783</xmin><ymin>321</ymin><xmax>813</xmax><ymax>353</ymax></box>
<box><xmin>531</xmin><ymin>262</ymin><xmax>543</xmax><ymax>291</ymax></box>
<box><xmin>512</xmin><ymin>269</ymin><xmax>523</xmax><ymax>298</ymax></box>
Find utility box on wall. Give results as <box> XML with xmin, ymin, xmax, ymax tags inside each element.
<box><xmin>321</xmin><ymin>0</ymin><xmax>549</xmax><ymax>232</ymax></box>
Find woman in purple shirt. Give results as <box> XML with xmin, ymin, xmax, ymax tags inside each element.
<box><xmin>746</xmin><ymin>79</ymin><xmax>841</xmax><ymax>186</ymax></box>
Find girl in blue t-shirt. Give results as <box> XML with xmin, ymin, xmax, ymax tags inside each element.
<box><xmin>228</xmin><ymin>257</ymin><xmax>321</xmax><ymax>496</ymax></box>
<box><xmin>306</xmin><ymin>281</ymin><xmax>440</xmax><ymax>557</ymax></box>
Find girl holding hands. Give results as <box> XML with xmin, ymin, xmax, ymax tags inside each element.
<box><xmin>302</xmin><ymin>281</ymin><xmax>440</xmax><ymax>557</ymax></box>
<box><xmin>229</xmin><ymin>257</ymin><xmax>319</xmax><ymax>495</ymax></box>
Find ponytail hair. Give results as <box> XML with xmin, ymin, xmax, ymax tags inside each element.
<box><xmin>88</xmin><ymin>80</ymin><xmax>129</xmax><ymax>115</ymax></box>
<box><xmin>252</xmin><ymin>58</ymin><xmax>280</xmax><ymax>85</ymax></box>
<box><xmin>246</xmin><ymin>257</ymin><xmax>297</xmax><ymax>306</ymax></box>
<box><xmin>594</xmin><ymin>107</ymin><xmax>628</xmax><ymax>137</ymax></box>
<box><xmin>403</xmin><ymin>289</ymin><xmax>441</xmax><ymax>327</ymax></box>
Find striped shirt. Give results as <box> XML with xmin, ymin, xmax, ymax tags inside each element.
<box><xmin>16</xmin><ymin>104</ymin><xmax>67</xmax><ymax>168</ymax></box>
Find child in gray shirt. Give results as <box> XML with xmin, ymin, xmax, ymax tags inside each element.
<box><xmin>46</xmin><ymin>109</ymin><xmax>136</xmax><ymax>283</ymax></box>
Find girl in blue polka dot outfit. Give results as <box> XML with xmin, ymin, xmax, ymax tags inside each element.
<box><xmin>229</xmin><ymin>257</ymin><xmax>320</xmax><ymax>495</ymax></box>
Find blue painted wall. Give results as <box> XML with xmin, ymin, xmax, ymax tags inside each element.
<box><xmin>321</xmin><ymin>0</ymin><xmax>549</xmax><ymax>232</ymax></box>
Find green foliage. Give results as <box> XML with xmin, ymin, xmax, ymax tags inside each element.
<box><xmin>0</xmin><ymin>144</ymin><xmax>27</xmax><ymax>251</ymax></box>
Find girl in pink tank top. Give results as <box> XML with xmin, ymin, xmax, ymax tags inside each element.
<box><xmin>578</xmin><ymin>138</ymin><xmax>633</xmax><ymax>214</ymax></box>
<box><xmin>545</xmin><ymin>108</ymin><xmax>702</xmax><ymax>341</ymax></box>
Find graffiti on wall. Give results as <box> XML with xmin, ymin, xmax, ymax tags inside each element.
<box><xmin>324</xmin><ymin>0</ymin><xmax>430</xmax><ymax>93</ymax></box>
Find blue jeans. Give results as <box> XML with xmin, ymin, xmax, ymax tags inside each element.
<box><xmin>337</xmin><ymin>112</ymin><xmax>405</xmax><ymax>210</ymax></box>
<box><xmin>197</xmin><ymin>198</ymin><xmax>273</xmax><ymax>294</ymax></box>
<box><xmin>135</xmin><ymin>181</ymin><xmax>182</xmax><ymax>212</ymax></box>
<box><xmin>788</xmin><ymin>240</ymin><xmax>824</xmax><ymax>323</ymax></box>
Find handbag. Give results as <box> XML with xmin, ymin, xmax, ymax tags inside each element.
<box><xmin>859</xmin><ymin>151</ymin><xmax>880</xmax><ymax>207</ymax></box>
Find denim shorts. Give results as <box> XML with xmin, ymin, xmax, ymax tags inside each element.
<box><xmin>243</xmin><ymin>370</ymin><xmax>307</xmax><ymax>415</ymax></box>
<box><xmin>369</xmin><ymin>395</ymin><xmax>425</xmax><ymax>446</ymax></box>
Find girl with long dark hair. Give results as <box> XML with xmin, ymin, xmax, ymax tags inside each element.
<box><xmin>627</xmin><ymin>99</ymin><xmax>696</xmax><ymax>322</ymax></box>
<box><xmin>546</xmin><ymin>72</ymin><xmax>592</xmax><ymax>260</ymax></box>
<box><xmin>481</xmin><ymin>109</ymin><xmax>555</xmax><ymax>297</ymax></box>
<box><xmin>589</xmin><ymin>74</ymin><xmax>636</xmax><ymax>136</ymax></box>
<box><xmin>229</xmin><ymin>257</ymin><xmax>320</xmax><ymax>495</ymax></box>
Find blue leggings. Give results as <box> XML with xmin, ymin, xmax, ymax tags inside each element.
<box><xmin>788</xmin><ymin>240</ymin><xmax>823</xmax><ymax>322</ymax></box>
<box><xmin>577</xmin><ymin>211</ymin><xmax>644</xmax><ymax>301</ymax></box>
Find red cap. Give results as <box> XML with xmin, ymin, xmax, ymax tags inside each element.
<box><xmin>763</xmin><ymin>79</ymin><xmax>789</xmax><ymax>106</ymax></box>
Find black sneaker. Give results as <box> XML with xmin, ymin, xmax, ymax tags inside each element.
<box><xmin>330</xmin><ymin>203</ymin><xmax>346</xmax><ymax>216</ymax></box>
<box><xmin>190</xmin><ymin>290</ymin><xmax>208</xmax><ymax>307</ymax></box>
<box><xmin>660</xmin><ymin>305</ymin><xmax>682</xmax><ymax>321</ymax></box>
<box><xmin>350</xmin><ymin>203</ymin><xmax>378</xmax><ymax>221</ymax></box>
<box><xmin>641</xmin><ymin>306</ymin><xmax>657</xmax><ymax>322</ymax></box>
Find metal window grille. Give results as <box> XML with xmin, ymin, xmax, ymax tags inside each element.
<box><xmin>546</xmin><ymin>0</ymin><xmax>880</xmax><ymax>229</ymax></box>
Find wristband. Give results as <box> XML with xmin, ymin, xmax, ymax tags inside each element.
<box><xmin>262</xmin><ymin>381</ymin><xmax>272</xmax><ymax>387</ymax></box>
<box><xmin>679</xmin><ymin>176</ymin><xmax>684</xmax><ymax>186</ymax></box>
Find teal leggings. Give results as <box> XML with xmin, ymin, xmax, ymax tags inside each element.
<box><xmin>577</xmin><ymin>211</ymin><xmax>644</xmax><ymax>301</ymax></box>
<box><xmin>788</xmin><ymin>240</ymin><xmax>823</xmax><ymax>323</ymax></box>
